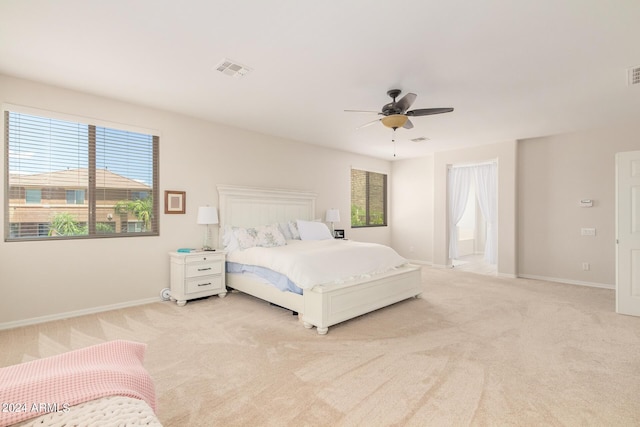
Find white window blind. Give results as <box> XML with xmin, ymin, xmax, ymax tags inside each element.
<box><xmin>4</xmin><ymin>110</ymin><xmax>159</xmax><ymax>241</ymax></box>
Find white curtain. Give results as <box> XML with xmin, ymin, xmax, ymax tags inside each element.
<box><xmin>473</xmin><ymin>163</ymin><xmax>498</xmax><ymax>264</ymax></box>
<box><xmin>447</xmin><ymin>166</ymin><xmax>473</xmax><ymax>260</ymax></box>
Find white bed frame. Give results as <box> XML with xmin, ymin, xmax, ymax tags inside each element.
<box><xmin>217</xmin><ymin>184</ymin><xmax>422</xmax><ymax>335</ymax></box>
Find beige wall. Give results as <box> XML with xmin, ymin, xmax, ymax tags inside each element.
<box><xmin>518</xmin><ymin>123</ymin><xmax>640</xmax><ymax>287</ymax></box>
<box><xmin>0</xmin><ymin>74</ymin><xmax>390</xmax><ymax>327</ymax></box>
<box><xmin>390</xmin><ymin>156</ymin><xmax>434</xmax><ymax>263</ymax></box>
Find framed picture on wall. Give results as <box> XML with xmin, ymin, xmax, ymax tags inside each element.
<box><xmin>165</xmin><ymin>190</ymin><xmax>186</xmax><ymax>214</ymax></box>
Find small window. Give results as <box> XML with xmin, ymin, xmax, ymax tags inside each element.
<box><xmin>66</xmin><ymin>189</ymin><xmax>86</xmax><ymax>204</ymax></box>
<box><xmin>5</xmin><ymin>110</ymin><xmax>159</xmax><ymax>241</ymax></box>
<box><xmin>351</xmin><ymin>169</ymin><xmax>387</xmax><ymax>227</ymax></box>
<box><xmin>25</xmin><ymin>189</ymin><xmax>42</xmax><ymax>204</ymax></box>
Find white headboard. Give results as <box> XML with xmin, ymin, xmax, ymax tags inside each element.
<box><xmin>216</xmin><ymin>184</ymin><xmax>316</xmax><ymax>231</ymax></box>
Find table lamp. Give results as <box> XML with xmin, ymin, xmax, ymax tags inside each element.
<box><xmin>197</xmin><ymin>206</ymin><xmax>219</xmax><ymax>251</ymax></box>
<box><xmin>325</xmin><ymin>208</ymin><xmax>340</xmax><ymax>237</ymax></box>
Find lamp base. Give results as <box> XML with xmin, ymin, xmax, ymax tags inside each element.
<box><xmin>202</xmin><ymin>225</ymin><xmax>213</xmax><ymax>252</ymax></box>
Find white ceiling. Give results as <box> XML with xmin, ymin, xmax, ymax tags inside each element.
<box><xmin>1</xmin><ymin>0</ymin><xmax>639</xmax><ymax>160</ymax></box>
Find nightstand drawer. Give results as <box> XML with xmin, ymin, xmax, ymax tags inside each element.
<box><xmin>186</xmin><ymin>262</ymin><xmax>223</xmax><ymax>278</ymax></box>
<box><xmin>185</xmin><ymin>253</ymin><xmax>221</xmax><ymax>264</ymax></box>
<box><xmin>186</xmin><ymin>275</ymin><xmax>224</xmax><ymax>294</ymax></box>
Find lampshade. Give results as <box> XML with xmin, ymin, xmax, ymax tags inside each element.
<box><xmin>197</xmin><ymin>206</ymin><xmax>219</xmax><ymax>225</ymax></box>
<box><xmin>325</xmin><ymin>208</ymin><xmax>340</xmax><ymax>223</ymax></box>
<box><xmin>381</xmin><ymin>114</ymin><xmax>408</xmax><ymax>129</ymax></box>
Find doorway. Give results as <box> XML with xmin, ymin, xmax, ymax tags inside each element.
<box><xmin>448</xmin><ymin>161</ymin><xmax>497</xmax><ymax>275</ymax></box>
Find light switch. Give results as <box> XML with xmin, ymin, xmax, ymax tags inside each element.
<box><xmin>581</xmin><ymin>228</ymin><xmax>596</xmax><ymax>236</ymax></box>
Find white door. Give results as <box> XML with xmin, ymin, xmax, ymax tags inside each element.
<box><xmin>616</xmin><ymin>151</ymin><xmax>640</xmax><ymax>316</ymax></box>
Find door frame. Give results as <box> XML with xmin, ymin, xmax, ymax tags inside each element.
<box><xmin>615</xmin><ymin>150</ymin><xmax>640</xmax><ymax>316</ymax></box>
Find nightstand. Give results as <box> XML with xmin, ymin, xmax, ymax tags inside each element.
<box><xmin>168</xmin><ymin>251</ymin><xmax>227</xmax><ymax>306</ymax></box>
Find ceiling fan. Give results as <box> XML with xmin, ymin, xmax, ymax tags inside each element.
<box><xmin>346</xmin><ymin>89</ymin><xmax>454</xmax><ymax>130</ymax></box>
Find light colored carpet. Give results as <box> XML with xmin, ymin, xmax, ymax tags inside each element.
<box><xmin>452</xmin><ymin>254</ymin><xmax>497</xmax><ymax>276</ymax></box>
<box><xmin>1</xmin><ymin>267</ymin><xmax>639</xmax><ymax>426</ymax></box>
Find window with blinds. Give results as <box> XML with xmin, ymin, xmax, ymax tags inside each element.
<box><xmin>4</xmin><ymin>110</ymin><xmax>159</xmax><ymax>241</ymax></box>
<box><xmin>351</xmin><ymin>168</ymin><xmax>387</xmax><ymax>227</ymax></box>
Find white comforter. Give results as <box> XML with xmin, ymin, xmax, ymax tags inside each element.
<box><xmin>226</xmin><ymin>239</ymin><xmax>408</xmax><ymax>289</ymax></box>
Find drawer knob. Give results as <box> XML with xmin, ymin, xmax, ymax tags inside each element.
<box><xmin>197</xmin><ymin>267</ymin><xmax>212</xmax><ymax>271</ymax></box>
<box><xmin>198</xmin><ymin>282</ymin><xmax>211</xmax><ymax>287</ymax></box>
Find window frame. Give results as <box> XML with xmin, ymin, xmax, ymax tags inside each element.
<box><xmin>4</xmin><ymin>108</ymin><xmax>160</xmax><ymax>242</ymax></box>
<box><xmin>350</xmin><ymin>168</ymin><xmax>388</xmax><ymax>228</ymax></box>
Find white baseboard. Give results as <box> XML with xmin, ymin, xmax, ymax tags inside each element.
<box><xmin>0</xmin><ymin>297</ymin><xmax>160</xmax><ymax>331</ymax></box>
<box><xmin>407</xmin><ymin>259</ymin><xmax>432</xmax><ymax>266</ymax></box>
<box><xmin>518</xmin><ymin>274</ymin><xmax>614</xmax><ymax>290</ymax></box>
<box><xmin>430</xmin><ymin>263</ymin><xmax>453</xmax><ymax>269</ymax></box>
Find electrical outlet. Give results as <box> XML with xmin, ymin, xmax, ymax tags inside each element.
<box><xmin>582</xmin><ymin>262</ymin><xmax>590</xmax><ymax>271</ymax></box>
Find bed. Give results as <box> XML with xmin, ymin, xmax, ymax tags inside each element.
<box><xmin>0</xmin><ymin>340</ymin><xmax>160</xmax><ymax>427</ymax></box>
<box><xmin>217</xmin><ymin>184</ymin><xmax>422</xmax><ymax>335</ymax></box>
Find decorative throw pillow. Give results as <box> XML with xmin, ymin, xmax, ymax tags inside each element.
<box><xmin>233</xmin><ymin>226</ymin><xmax>259</xmax><ymax>250</ymax></box>
<box><xmin>288</xmin><ymin>220</ymin><xmax>301</xmax><ymax>240</ymax></box>
<box><xmin>222</xmin><ymin>225</ymin><xmax>240</xmax><ymax>252</ymax></box>
<box><xmin>278</xmin><ymin>222</ymin><xmax>294</xmax><ymax>240</ymax></box>
<box><xmin>232</xmin><ymin>224</ymin><xmax>287</xmax><ymax>250</ymax></box>
<box><xmin>256</xmin><ymin>224</ymin><xmax>287</xmax><ymax>247</ymax></box>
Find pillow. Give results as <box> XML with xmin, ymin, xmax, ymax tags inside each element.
<box><xmin>297</xmin><ymin>219</ymin><xmax>333</xmax><ymax>241</ymax></box>
<box><xmin>278</xmin><ymin>222</ymin><xmax>294</xmax><ymax>240</ymax></box>
<box><xmin>222</xmin><ymin>225</ymin><xmax>240</xmax><ymax>252</ymax></box>
<box><xmin>256</xmin><ymin>223</ymin><xmax>287</xmax><ymax>247</ymax></box>
<box><xmin>288</xmin><ymin>220</ymin><xmax>301</xmax><ymax>240</ymax></box>
<box><xmin>233</xmin><ymin>226</ymin><xmax>259</xmax><ymax>250</ymax></box>
<box><xmin>232</xmin><ymin>224</ymin><xmax>287</xmax><ymax>250</ymax></box>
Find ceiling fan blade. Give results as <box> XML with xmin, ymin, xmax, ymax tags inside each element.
<box><xmin>406</xmin><ymin>107</ymin><xmax>454</xmax><ymax>116</ymax></box>
<box><xmin>395</xmin><ymin>93</ymin><xmax>417</xmax><ymax>114</ymax></box>
<box><xmin>402</xmin><ymin>118</ymin><xmax>414</xmax><ymax>129</ymax></box>
<box><xmin>344</xmin><ymin>109</ymin><xmax>382</xmax><ymax>114</ymax></box>
<box><xmin>356</xmin><ymin>118</ymin><xmax>381</xmax><ymax>129</ymax></box>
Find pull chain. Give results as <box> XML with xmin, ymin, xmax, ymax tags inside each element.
<box><xmin>392</xmin><ymin>129</ymin><xmax>397</xmax><ymax>157</ymax></box>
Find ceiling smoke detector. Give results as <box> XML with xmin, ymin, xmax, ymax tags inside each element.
<box><xmin>628</xmin><ymin>65</ymin><xmax>640</xmax><ymax>86</ymax></box>
<box><xmin>215</xmin><ymin>58</ymin><xmax>252</xmax><ymax>78</ymax></box>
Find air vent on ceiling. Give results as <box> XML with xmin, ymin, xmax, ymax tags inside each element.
<box><xmin>628</xmin><ymin>65</ymin><xmax>640</xmax><ymax>86</ymax></box>
<box><xmin>215</xmin><ymin>58</ymin><xmax>252</xmax><ymax>78</ymax></box>
<box><xmin>410</xmin><ymin>136</ymin><xmax>430</xmax><ymax>142</ymax></box>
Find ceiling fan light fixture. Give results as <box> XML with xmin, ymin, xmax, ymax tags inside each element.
<box><xmin>381</xmin><ymin>114</ymin><xmax>408</xmax><ymax>129</ymax></box>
